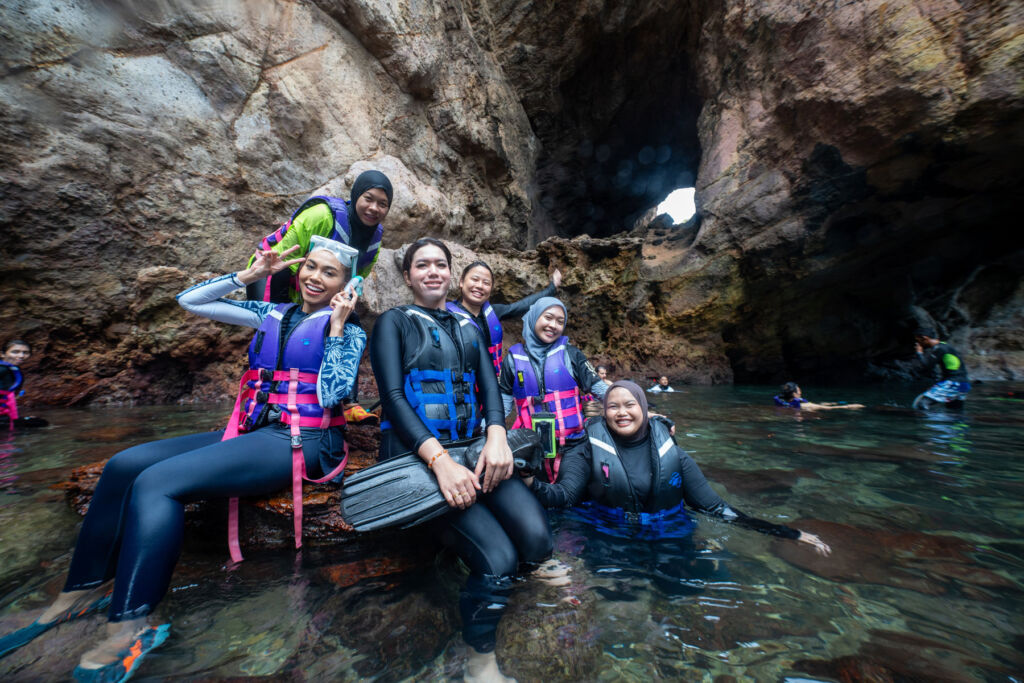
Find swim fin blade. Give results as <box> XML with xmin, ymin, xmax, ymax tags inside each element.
<box><xmin>340</xmin><ymin>430</ymin><xmax>542</xmax><ymax>532</ymax></box>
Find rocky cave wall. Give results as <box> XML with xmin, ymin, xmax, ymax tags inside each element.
<box><xmin>1</xmin><ymin>0</ymin><xmax>1021</xmax><ymax>405</ymax></box>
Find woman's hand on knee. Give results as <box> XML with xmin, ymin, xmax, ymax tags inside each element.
<box><xmin>475</xmin><ymin>426</ymin><xmax>514</xmax><ymax>493</ymax></box>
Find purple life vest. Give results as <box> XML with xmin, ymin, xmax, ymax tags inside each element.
<box><xmin>446</xmin><ymin>301</ymin><xmax>503</xmax><ymax>376</ymax></box>
<box><xmin>258</xmin><ymin>196</ymin><xmax>383</xmax><ymax>277</ymax></box>
<box><xmin>509</xmin><ymin>338</ymin><xmax>584</xmax><ymax>440</ymax></box>
<box><xmin>239</xmin><ymin>304</ymin><xmax>345</xmax><ymax>431</ymax></box>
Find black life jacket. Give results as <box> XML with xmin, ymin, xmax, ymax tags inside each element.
<box><xmin>586</xmin><ymin>417</ymin><xmax>685</xmax><ymax>513</ymax></box>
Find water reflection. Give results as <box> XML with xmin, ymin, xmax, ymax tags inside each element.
<box><xmin>0</xmin><ymin>388</ymin><xmax>1022</xmax><ymax>680</ymax></box>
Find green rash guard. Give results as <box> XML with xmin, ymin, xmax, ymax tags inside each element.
<box><xmin>249</xmin><ymin>202</ymin><xmax>381</xmax><ymax>304</ymax></box>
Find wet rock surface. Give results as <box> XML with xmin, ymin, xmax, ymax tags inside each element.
<box><xmin>2</xmin><ymin>0</ymin><xmax>1022</xmax><ymax>406</ymax></box>
<box><xmin>59</xmin><ymin>422</ymin><xmax>401</xmax><ymax>553</ymax></box>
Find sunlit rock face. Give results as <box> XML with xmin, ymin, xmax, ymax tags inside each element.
<box><xmin>1</xmin><ymin>0</ymin><xmax>1021</xmax><ymax>404</ymax></box>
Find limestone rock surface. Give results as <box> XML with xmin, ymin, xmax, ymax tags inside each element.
<box><xmin>2</xmin><ymin>0</ymin><xmax>1021</xmax><ymax>404</ymax></box>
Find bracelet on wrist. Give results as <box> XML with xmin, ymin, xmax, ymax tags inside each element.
<box><xmin>427</xmin><ymin>449</ymin><xmax>449</xmax><ymax>469</ymax></box>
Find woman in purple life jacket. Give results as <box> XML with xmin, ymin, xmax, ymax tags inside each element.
<box><xmin>446</xmin><ymin>260</ymin><xmax>562</xmax><ymax>379</ymax></box>
<box><xmin>0</xmin><ymin>239</ymin><xmax>366</xmax><ymax>679</ymax></box>
<box><xmin>498</xmin><ymin>297</ymin><xmax>610</xmax><ymax>483</ymax></box>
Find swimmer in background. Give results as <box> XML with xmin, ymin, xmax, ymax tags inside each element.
<box><xmin>773</xmin><ymin>382</ymin><xmax>864</xmax><ymax>411</ymax></box>
<box><xmin>0</xmin><ymin>340</ymin><xmax>47</xmax><ymax>429</ymax></box>
<box><xmin>912</xmin><ymin>328</ymin><xmax>971</xmax><ymax>410</ymax></box>
<box><xmin>647</xmin><ymin>375</ymin><xmax>676</xmax><ymax>393</ymax></box>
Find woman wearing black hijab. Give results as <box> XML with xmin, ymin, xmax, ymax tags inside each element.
<box><xmin>525</xmin><ymin>380</ymin><xmax>831</xmax><ymax>553</ymax></box>
<box><xmin>245</xmin><ymin>170</ymin><xmax>394</xmax><ymax>303</ymax></box>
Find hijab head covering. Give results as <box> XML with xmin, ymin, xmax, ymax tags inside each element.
<box><xmin>521</xmin><ymin>296</ymin><xmax>567</xmax><ymax>361</ymax></box>
<box><xmin>308</xmin><ymin>235</ymin><xmax>358</xmax><ymax>275</ymax></box>
<box><xmin>603</xmin><ymin>380</ymin><xmax>650</xmax><ymax>440</ymax></box>
<box><xmin>351</xmin><ymin>170</ymin><xmax>394</xmax><ymax>208</ymax></box>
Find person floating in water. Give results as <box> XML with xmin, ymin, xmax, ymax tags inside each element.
<box><xmin>0</xmin><ymin>237</ymin><xmax>365</xmax><ymax>679</ymax></box>
<box><xmin>912</xmin><ymin>328</ymin><xmax>971</xmax><ymax>409</ymax></box>
<box><xmin>773</xmin><ymin>382</ymin><xmax>864</xmax><ymax>411</ymax></box>
<box><xmin>446</xmin><ymin>259</ymin><xmax>562</xmax><ymax>379</ymax></box>
<box><xmin>525</xmin><ymin>381</ymin><xmax>831</xmax><ymax>553</ymax></box>
<box><xmin>0</xmin><ymin>340</ymin><xmax>30</xmax><ymax>429</ymax></box>
<box><xmin>648</xmin><ymin>375</ymin><xmax>675</xmax><ymax>393</ymax></box>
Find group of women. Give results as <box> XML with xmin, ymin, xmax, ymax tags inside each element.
<box><xmin>0</xmin><ymin>173</ymin><xmax>830</xmax><ymax>682</ymax></box>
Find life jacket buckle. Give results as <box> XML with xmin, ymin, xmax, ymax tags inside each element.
<box><xmin>624</xmin><ymin>511</ymin><xmax>641</xmax><ymax>524</ymax></box>
<box><xmin>256</xmin><ymin>390</ymin><xmax>269</xmax><ymax>403</ymax></box>
<box><xmin>290</xmin><ymin>434</ymin><xmax>303</xmax><ymax>449</ymax></box>
<box><xmin>260</xmin><ymin>369</ymin><xmax>274</xmax><ymax>382</ymax></box>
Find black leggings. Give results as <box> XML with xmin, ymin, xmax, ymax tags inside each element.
<box><xmin>431</xmin><ymin>477</ymin><xmax>552</xmax><ymax>653</ymax></box>
<box><xmin>63</xmin><ymin>425</ymin><xmax>344</xmax><ymax>621</ymax></box>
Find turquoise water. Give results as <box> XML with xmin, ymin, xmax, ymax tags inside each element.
<box><xmin>1</xmin><ymin>385</ymin><xmax>1022</xmax><ymax>680</ymax></box>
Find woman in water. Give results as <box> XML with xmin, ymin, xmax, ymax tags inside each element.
<box><xmin>773</xmin><ymin>382</ymin><xmax>864</xmax><ymax>411</ymax></box>
<box><xmin>0</xmin><ymin>340</ymin><xmax>31</xmax><ymax>429</ymax></box>
<box><xmin>446</xmin><ymin>260</ymin><xmax>562</xmax><ymax>378</ymax></box>
<box><xmin>526</xmin><ymin>380</ymin><xmax>831</xmax><ymax>557</ymax></box>
<box><xmin>498</xmin><ymin>297</ymin><xmax>609</xmax><ymax>483</ymax></box>
<box><xmin>0</xmin><ymin>237</ymin><xmax>365</xmax><ymax>679</ymax></box>
<box><xmin>370</xmin><ymin>237</ymin><xmax>551</xmax><ymax>682</ymax></box>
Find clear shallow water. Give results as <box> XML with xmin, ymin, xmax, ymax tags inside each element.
<box><xmin>0</xmin><ymin>386</ymin><xmax>1022</xmax><ymax>681</ymax></box>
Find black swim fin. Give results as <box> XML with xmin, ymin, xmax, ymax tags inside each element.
<box><xmin>340</xmin><ymin>430</ymin><xmax>542</xmax><ymax>532</ymax></box>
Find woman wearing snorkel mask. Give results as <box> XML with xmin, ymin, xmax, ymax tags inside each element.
<box><xmin>0</xmin><ymin>237</ymin><xmax>365</xmax><ymax>680</ymax></box>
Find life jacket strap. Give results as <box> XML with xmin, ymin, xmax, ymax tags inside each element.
<box><xmin>0</xmin><ymin>390</ymin><xmax>18</xmax><ymax>429</ymax></box>
<box><xmin>223</xmin><ymin>366</ymin><xmax>347</xmax><ymax>564</ymax></box>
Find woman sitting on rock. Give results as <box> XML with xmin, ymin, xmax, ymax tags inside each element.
<box><xmin>371</xmin><ymin>237</ymin><xmax>551</xmax><ymax>683</ymax></box>
<box><xmin>527</xmin><ymin>380</ymin><xmax>832</xmax><ymax>552</ymax></box>
<box><xmin>498</xmin><ymin>297</ymin><xmax>609</xmax><ymax>483</ymax></box>
<box><xmin>0</xmin><ymin>237</ymin><xmax>365</xmax><ymax>680</ymax></box>
<box><xmin>446</xmin><ymin>260</ymin><xmax>561</xmax><ymax>379</ymax></box>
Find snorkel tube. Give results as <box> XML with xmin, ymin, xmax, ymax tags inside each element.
<box><xmin>344</xmin><ymin>275</ymin><xmax>364</xmax><ymax>296</ymax></box>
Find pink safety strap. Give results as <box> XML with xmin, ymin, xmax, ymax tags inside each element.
<box><xmin>223</xmin><ymin>370</ymin><xmax>257</xmax><ymax>563</ymax></box>
<box><xmin>0</xmin><ymin>391</ymin><xmax>16</xmax><ymax>430</ymax></box>
<box><xmin>287</xmin><ymin>368</ymin><xmax>305</xmax><ymax>549</ymax></box>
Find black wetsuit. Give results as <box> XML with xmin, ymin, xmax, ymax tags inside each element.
<box><xmin>370</xmin><ymin>305</ymin><xmax>553</xmax><ymax>653</ymax></box>
<box><xmin>917</xmin><ymin>341</ymin><xmax>969</xmax><ymax>381</ymax></box>
<box><xmin>0</xmin><ymin>365</ymin><xmax>18</xmax><ymax>392</ymax></box>
<box><xmin>531</xmin><ymin>418</ymin><xmax>800</xmax><ymax>540</ymax></box>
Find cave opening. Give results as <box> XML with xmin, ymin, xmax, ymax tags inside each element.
<box><xmin>520</xmin><ymin>7</ymin><xmax>703</xmax><ymax>244</ymax></box>
<box><xmin>657</xmin><ymin>187</ymin><xmax>696</xmax><ymax>224</ymax></box>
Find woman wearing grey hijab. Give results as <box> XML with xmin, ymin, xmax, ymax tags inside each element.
<box><xmin>497</xmin><ymin>297</ymin><xmax>609</xmax><ymax>482</ymax></box>
<box><xmin>524</xmin><ymin>380</ymin><xmax>832</xmax><ymax>554</ymax></box>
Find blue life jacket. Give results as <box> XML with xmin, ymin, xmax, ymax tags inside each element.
<box><xmin>773</xmin><ymin>395</ymin><xmax>806</xmax><ymax>408</ymax></box>
<box><xmin>446</xmin><ymin>301</ymin><xmax>503</xmax><ymax>376</ymax></box>
<box><xmin>381</xmin><ymin>306</ymin><xmax>481</xmax><ymax>445</ymax></box>
<box><xmin>586</xmin><ymin>416</ymin><xmax>685</xmax><ymax>513</ymax></box>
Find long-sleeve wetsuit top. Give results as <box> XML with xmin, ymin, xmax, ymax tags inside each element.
<box><xmin>916</xmin><ymin>341</ymin><xmax>969</xmax><ymax>381</ymax></box>
<box><xmin>176</xmin><ymin>273</ymin><xmax>366</xmax><ymax>409</ymax></box>
<box><xmin>530</xmin><ymin>420</ymin><xmax>800</xmax><ymax>539</ymax></box>
<box><xmin>498</xmin><ymin>342</ymin><xmax>609</xmax><ymax>417</ymax></box>
<box><xmin>451</xmin><ymin>282</ymin><xmax>556</xmax><ymax>350</ymax></box>
<box><xmin>371</xmin><ymin>305</ymin><xmax>506</xmax><ymax>456</ymax></box>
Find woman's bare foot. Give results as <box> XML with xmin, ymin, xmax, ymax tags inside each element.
<box><xmin>465</xmin><ymin>649</ymin><xmax>516</xmax><ymax>683</ymax></box>
<box><xmin>77</xmin><ymin>617</ymin><xmax>149</xmax><ymax>669</ymax></box>
<box><xmin>37</xmin><ymin>583</ymin><xmax>110</xmax><ymax>624</ymax></box>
